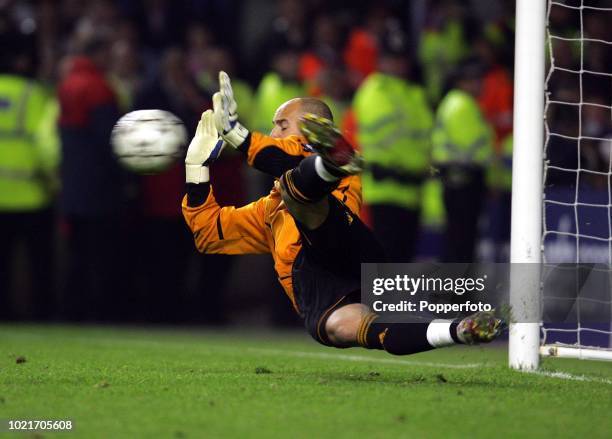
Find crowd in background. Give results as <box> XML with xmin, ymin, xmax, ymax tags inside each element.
<box><xmin>0</xmin><ymin>0</ymin><xmax>610</xmax><ymax>323</ymax></box>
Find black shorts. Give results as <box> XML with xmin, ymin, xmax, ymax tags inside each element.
<box><xmin>291</xmin><ymin>196</ymin><xmax>386</xmax><ymax>345</ymax></box>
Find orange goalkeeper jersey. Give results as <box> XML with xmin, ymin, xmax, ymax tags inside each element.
<box><xmin>182</xmin><ymin>132</ymin><xmax>362</xmax><ymax>311</ymax></box>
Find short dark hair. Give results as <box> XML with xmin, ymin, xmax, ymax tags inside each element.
<box><xmin>298</xmin><ymin>98</ymin><xmax>333</xmax><ymax>122</ymax></box>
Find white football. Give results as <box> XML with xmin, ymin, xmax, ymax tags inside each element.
<box><xmin>111</xmin><ymin>109</ymin><xmax>188</xmax><ymax>174</ymax></box>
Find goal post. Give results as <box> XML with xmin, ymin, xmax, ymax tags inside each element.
<box><xmin>508</xmin><ymin>0</ymin><xmax>547</xmax><ymax>370</ymax></box>
<box><xmin>509</xmin><ymin>0</ymin><xmax>612</xmax><ymax>368</ymax></box>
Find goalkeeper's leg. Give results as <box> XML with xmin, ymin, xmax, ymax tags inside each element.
<box><xmin>279</xmin><ymin>155</ymin><xmax>337</xmax><ymax>230</ymax></box>
<box><xmin>324</xmin><ymin>303</ymin><xmax>504</xmax><ymax>353</ymax></box>
<box><xmin>279</xmin><ymin>113</ymin><xmax>363</xmax><ymax>231</ymax></box>
<box><xmin>279</xmin><ymin>120</ymin><xmax>504</xmax><ymax>353</ymax></box>
<box><xmin>279</xmin><ymin>154</ymin><xmax>381</xmax><ymax>281</ymax></box>
<box><xmin>280</xmin><ymin>158</ymin><xmax>504</xmax><ymax>353</ymax></box>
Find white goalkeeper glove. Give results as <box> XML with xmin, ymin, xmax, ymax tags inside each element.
<box><xmin>213</xmin><ymin>71</ymin><xmax>249</xmax><ymax>148</ymax></box>
<box><xmin>185</xmin><ymin>109</ymin><xmax>226</xmax><ymax>184</ymax></box>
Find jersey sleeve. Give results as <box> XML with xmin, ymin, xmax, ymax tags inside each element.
<box><xmin>239</xmin><ymin>132</ymin><xmax>310</xmax><ymax>177</ymax></box>
<box><xmin>182</xmin><ymin>185</ymin><xmax>270</xmax><ymax>255</ymax></box>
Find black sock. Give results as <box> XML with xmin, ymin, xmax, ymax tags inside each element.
<box><xmin>357</xmin><ymin>314</ymin><xmax>462</xmax><ymax>356</ymax></box>
<box><xmin>281</xmin><ymin>155</ymin><xmax>339</xmax><ymax>204</ymax></box>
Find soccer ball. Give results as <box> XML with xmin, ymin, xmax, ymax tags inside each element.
<box><xmin>111</xmin><ymin>109</ymin><xmax>188</xmax><ymax>174</ymax></box>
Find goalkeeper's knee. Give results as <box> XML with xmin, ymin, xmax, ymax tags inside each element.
<box><xmin>324</xmin><ymin>303</ymin><xmax>370</xmax><ymax>347</ymax></box>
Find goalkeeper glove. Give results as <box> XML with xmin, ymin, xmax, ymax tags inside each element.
<box><xmin>185</xmin><ymin>109</ymin><xmax>226</xmax><ymax>184</ymax></box>
<box><xmin>213</xmin><ymin>71</ymin><xmax>249</xmax><ymax>148</ymax></box>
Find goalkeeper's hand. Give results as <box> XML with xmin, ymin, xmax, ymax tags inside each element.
<box><xmin>185</xmin><ymin>109</ymin><xmax>226</xmax><ymax>184</ymax></box>
<box><xmin>213</xmin><ymin>71</ymin><xmax>249</xmax><ymax>148</ymax></box>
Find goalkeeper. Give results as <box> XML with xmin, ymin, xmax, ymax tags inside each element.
<box><xmin>182</xmin><ymin>72</ymin><xmax>503</xmax><ymax>355</ymax></box>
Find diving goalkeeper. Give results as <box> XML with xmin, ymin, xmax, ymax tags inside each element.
<box><xmin>182</xmin><ymin>71</ymin><xmax>503</xmax><ymax>355</ymax></box>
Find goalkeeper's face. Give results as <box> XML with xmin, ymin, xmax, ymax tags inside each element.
<box><xmin>270</xmin><ymin>99</ymin><xmax>303</xmax><ymax>139</ymax></box>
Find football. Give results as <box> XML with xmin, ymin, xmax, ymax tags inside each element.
<box><xmin>111</xmin><ymin>109</ymin><xmax>188</xmax><ymax>174</ymax></box>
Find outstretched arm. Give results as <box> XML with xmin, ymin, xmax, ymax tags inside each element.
<box><xmin>182</xmin><ymin>188</ymin><xmax>269</xmax><ymax>255</ymax></box>
<box><xmin>183</xmin><ymin>109</ymin><xmax>269</xmax><ymax>255</ymax></box>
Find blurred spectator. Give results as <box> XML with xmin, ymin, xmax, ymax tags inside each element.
<box><xmin>418</xmin><ymin>0</ymin><xmax>469</xmax><ymax>104</ymax></box>
<box><xmin>108</xmin><ymin>38</ymin><xmax>143</xmax><ymax>111</ymax></box>
<box><xmin>57</xmin><ymin>34</ymin><xmax>126</xmax><ymax>320</ymax></box>
<box><xmin>343</xmin><ymin>5</ymin><xmax>391</xmax><ymax>88</ymax></box>
<box><xmin>298</xmin><ymin>12</ymin><xmax>352</xmax><ymax>126</ymax></box>
<box><xmin>432</xmin><ymin>58</ymin><xmax>494</xmax><ymax>262</ymax></box>
<box><xmin>124</xmin><ymin>0</ymin><xmax>186</xmax><ymax>52</ymax></box>
<box><xmin>185</xmin><ymin>22</ymin><xmax>214</xmax><ymax>82</ymax></box>
<box><xmin>299</xmin><ymin>14</ymin><xmax>344</xmax><ymax>96</ymax></box>
<box><xmin>548</xmin><ymin>1</ymin><xmax>579</xmax><ymax>36</ymax></box>
<box><xmin>353</xmin><ymin>30</ymin><xmax>434</xmax><ymax>262</ymax></box>
<box><xmin>131</xmin><ymin>46</ymin><xmax>240</xmax><ymax>324</ymax></box>
<box><xmin>474</xmin><ymin>32</ymin><xmax>513</xmax><ymax>145</ymax></box>
<box><xmin>0</xmin><ymin>32</ymin><xmax>59</xmax><ymax>320</ymax></box>
<box><xmin>317</xmin><ymin>65</ymin><xmax>352</xmax><ymax>127</ymax></box>
<box><xmin>545</xmin><ymin>89</ymin><xmax>580</xmax><ymax>188</ymax></box>
<box><xmin>254</xmin><ymin>0</ymin><xmax>310</xmax><ymax>81</ymax></box>
<box><xmin>583</xmin><ymin>12</ymin><xmax>612</xmax><ymax>103</ymax></box>
<box><xmin>474</xmin><ymin>29</ymin><xmax>514</xmax><ymax>261</ymax></box>
<box><xmin>133</xmin><ymin>48</ymin><xmax>208</xmax><ymax>129</ymax></box>
<box><xmin>181</xmin><ymin>2</ymin><xmax>239</xmax><ymax>49</ymax></box>
<box><xmin>66</xmin><ymin>0</ymin><xmax>120</xmax><ymax>57</ymax></box>
<box><xmin>581</xmin><ymin>95</ymin><xmax>612</xmax><ymax>190</ymax></box>
<box><xmin>252</xmin><ymin>49</ymin><xmax>304</xmax><ymax>134</ymax></box>
<box><xmin>131</xmin><ymin>47</ymin><xmax>211</xmax><ymax>322</ymax></box>
<box><xmin>485</xmin><ymin>134</ymin><xmax>513</xmax><ymax>261</ymax></box>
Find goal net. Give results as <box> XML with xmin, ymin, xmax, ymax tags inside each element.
<box><xmin>509</xmin><ymin>0</ymin><xmax>612</xmax><ymax>369</ymax></box>
<box><xmin>540</xmin><ymin>0</ymin><xmax>612</xmax><ymax>361</ymax></box>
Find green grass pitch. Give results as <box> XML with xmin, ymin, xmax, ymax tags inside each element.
<box><xmin>1</xmin><ymin>325</ymin><xmax>611</xmax><ymax>438</ymax></box>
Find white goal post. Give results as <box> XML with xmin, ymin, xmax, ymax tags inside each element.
<box><xmin>509</xmin><ymin>0</ymin><xmax>546</xmax><ymax>371</ymax></box>
<box><xmin>509</xmin><ymin>0</ymin><xmax>612</xmax><ymax>369</ymax></box>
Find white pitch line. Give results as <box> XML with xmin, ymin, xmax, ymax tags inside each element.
<box><xmin>522</xmin><ymin>370</ymin><xmax>612</xmax><ymax>385</ymax></box>
<box><xmin>7</xmin><ymin>330</ymin><xmax>612</xmax><ymax>383</ymax></box>
<box><xmin>247</xmin><ymin>347</ymin><xmax>485</xmax><ymax>369</ymax></box>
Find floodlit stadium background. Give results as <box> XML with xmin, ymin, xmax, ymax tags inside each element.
<box><xmin>1</xmin><ymin>0</ymin><xmax>610</xmax><ymax>328</ymax></box>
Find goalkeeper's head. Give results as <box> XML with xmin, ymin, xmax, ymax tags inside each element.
<box><xmin>270</xmin><ymin>97</ymin><xmax>333</xmax><ymax>139</ymax></box>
